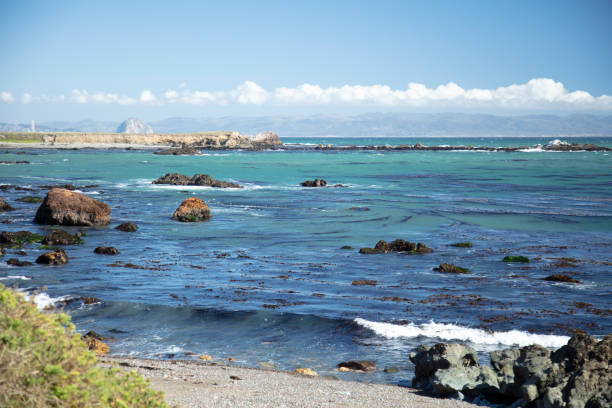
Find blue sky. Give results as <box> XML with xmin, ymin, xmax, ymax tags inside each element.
<box><xmin>1</xmin><ymin>0</ymin><xmax>611</xmax><ymax>121</ymax></box>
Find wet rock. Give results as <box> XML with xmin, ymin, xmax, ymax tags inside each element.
<box><xmin>543</xmin><ymin>274</ymin><xmax>582</xmax><ymax>284</ymax></box>
<box><xmin>81</xmin><ymin>297</ymin><xmax>100</xmax><ymax>304</ymax></box>
<box><xmin>337</xmin><ymin>361</ymin><xmax>376</xmax><ymax>372</ymax></box>
<box><xmin>410</xmin><ymin>343</ymin><xmax>479</xmax><ymax>390</ymax></box>
<box><xmin>94</xmin><ymin>246</ymin><xmax>120</xmax><ymax>255</ymax></box>
<box><xmin>36</xmin><ymin>249</ymin><xmax>68</xmax><ymax>265</ymax></box>
<box><xmin>295</xmin><ymin>367</ymin><xmax>318</xmax><ymax>376</ymax></box>
<box><xmin>16</xmin><ymin>196</ymin><xmax>43</xmax><ymax>203</ymax></box>
<box><xmin>172</xmin><ymin>197</ymin><xmax>211</xmax><ymax>222</ymax></box>
<box><xmin>154</xmin><ymin>146</ymin><xmax>202</xmax><ymax>155</ymax></box>
<box><xmin>360</xmin><ymin>239</ymin><xmax>433</xmax><ymax>254</ymax></box>
<box><xmin>0</xmin><ymin>197</ymin><xmax>15</xmax><ymax>211</ymax></box>
<box><xmin>340</xmin><ymin>245</ymin><xmax>354</xmax><ymax>250</ymax></box>
<box><xmin>434</xmin><ymin>263</ymin><xmax>470</xmax><ymax>274</ymax></box>
<box><xmin>42</xmin><ymin>229</ymin><xmax>81</xmax><ymax>245</ymax></box>
<box><xmin>153</xmin><ymin>173</ymin><xmax>242</xmax><ymax>188</ymax></box>
<box><xmin>190</xmin><ymin>174</ymin><xmax>242</xmax><ymax>188</ymax></box>
<box><xmin>83</xmin><ymin>332</ymin><xmax>109</xmax><ymax>355</ymax></box>
<box><xmin>352</xmin><ymin>279</ymin><xmax>377</xmax><ymax>286</ymax></box>
<box><xmin>115</xmin><ymin>222</ymin><xmax>138</xmax><ymax>232</ymax></box>
<box><xmin>7</xmin><ymin>258</ymin><xmax>33</xmax><ymax>266</ymax></box>
<box><xmin>40</xmin><ymin>184</ymin><xmax>77</xmax><ymax>190</ymax></box>
<box><xmin>34</xmin><ymin>188</ymin><xmax>111</xmax><ymax>226</ymax></box>
<box><xmin>300</xmin><ymin>179</ymin><xmax>327</xmax><ymax>187</ymax></box>
<box><xmin>1</xmin><ymin>231</ymin><xmax>44</xmax><ymax>246</ymax></box>
<box><xmin>451</xmin><ymin>242</ymin><xmax>472</xmax><ymax>248</ymax></box>
<box><xmin>502</xmin><ymin>255</ymin><xmax>530</xmax><ymax>263</ymax></box>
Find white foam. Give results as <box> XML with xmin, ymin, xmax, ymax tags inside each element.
<box><xmin>0</xmin><ymin>275</ymin><xmax>31</xmax><ymax>281</ymax></box>
<box><xmin>546</xmin><ymin>139</ymin><xmax>571</xmax><ymax>147</ymax></box>
<box><xmin>354</xmin><ymin>318</ymin><xmax>569</xmax><ymax>348</ymax></box>
<box><xmin>22</xmin><ymin>291</ymin><xmax>72</xmax><ymax>310</ymax></box>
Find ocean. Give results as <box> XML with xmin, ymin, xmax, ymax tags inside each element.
<box><xmin>1</xmin><ymin>136</ymin><xmax>611</xmax><ymax>384</ymax></box>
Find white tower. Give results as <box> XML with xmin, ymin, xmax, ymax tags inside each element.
<box><xmin>31</xmin><ymin>120</ymin><xmax>36</xmax><ymax>132</ymax></box>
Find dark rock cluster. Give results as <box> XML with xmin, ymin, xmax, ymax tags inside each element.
<box><xmin>153</xmin><ymin>173</ymin><xmax>243</xmax><ymax>188</ymax></box>
<box><xmin>359</xmin><ymin>239</ymin><xmax>433</xmax><ymax>254</ymax></box>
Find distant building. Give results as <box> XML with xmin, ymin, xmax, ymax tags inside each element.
<box><xmin>31</xmin><ymin>120</ymin><xmax>36</xmax><ymax>132</ymax></box>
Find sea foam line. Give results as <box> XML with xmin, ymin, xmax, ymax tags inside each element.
<box><xmin>354</xmin><ymin>318</ymin><xmax>569</xmax><ymax>348</ymax></box>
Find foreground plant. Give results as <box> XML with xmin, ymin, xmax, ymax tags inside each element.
<box><xmin>0</xmin><ymin>284</ymin><xmax>168</xmax><ymax>407</ymax></box>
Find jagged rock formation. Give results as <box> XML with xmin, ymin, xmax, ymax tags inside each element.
<box><xmin>116</xmin><ymin>118</ymin><xmax>153</xmax><ymax>134</ymax></box>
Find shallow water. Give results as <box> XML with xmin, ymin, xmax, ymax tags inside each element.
<box><xmin>1</xmin><ymin>137</ymin><xmax>611</xmax><ymax>384</ymax></box>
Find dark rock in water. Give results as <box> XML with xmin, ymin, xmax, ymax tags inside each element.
<box><xmin>0</xmin><ymin>197</ymin><xmax>15</xmax><ymax>211</ymax></box>
<box><xmin>94</xmin><ymin>246</ymin><xmax>120</xmax><ymax>255</ymax></box>
<box><xmin>410</xmin><ymin>334</ymin><xmax>612</xmax><ymax>407</ymax></box>
<box><xmin>115</xmin><ymin>222</ymin><xmax>138</xmax><ymax>232</ymax></box>
<box><xmin>301</xmin><ymin>179</ymin><xmax>327</xmax><ymax>187</ymax></box>
<box><xmin>451</xmin><ymin>242</ymin><xmax>472</xmax><ymax>248</ymax></box>
<box><xmin>0</xmin><ymin>160</ymin><xmax>30</xmax><ymax>164</ymax></box>
<box><xmin>34</xmin><ymin>188</ymin><xmax>111</xmax><ymax>226</ymax></box>
<box><xmin>153</xmin><ymin>173</ymin><xmax>243</xmax><ymax>188</ymax></box>
<box><xmin>0</xmin><ymin>246</ymin><xmax>4</xmax><ymax>257</ymax></box>
<box><xmin>434</xmin><ymin>263</ymin><xmax>470</xmax><ymax>274</ymax></box>
<box><xmin>7</xmin><ymin>258</ymin><xmax>33</xmax><ymax>266</ymax></box>
<box><xmin>16</xmin><ymin>196</ymin><xmax>43</xmax><ymax>204</ymax></box>
<box><xmin>1</xmin><ymin>231</ymin><xmax>44</xmax><ymax>246</ymax></box>
<box><xmin>40</xmin><ymin>184</ymin><xmax>77</xmax><ymax>191</ymax></box>
<box><xmin>172</xmin><ymin>197</ymin><xmax>211</xmax><ymax>222</ymax></box>
<box><xmin>153</xmin><ymin>173</ymin><xmax>192</xmax><ymax>185</ymax></box>
<box><xmin>337</xmin><ymin>360</ymin><xmax>376</xmax><ymax>372</ymax></box>
<box><xmin>190</xmin><ymin>174</ymin><xmax>242</xmax><ymax>188</ymax></box>
<box><xmin>154</xmin><ymin>146</ymin><xmax>202</xmax><ymax>155</ymax></box>
<box><xmin>81</xmin><ymin>297</ymin><xmax>100</xmax><ymax>304</ymax></box>
<box><xmin>42</xmin><ymin>229</ymin><xmax>82</xmax><ymax>245</ymax></box>
<box><xmin>36</xmin><ymin>249</ymin><xmax>68</xmax><ymax>265</ymax></box>
<box><xmin>543</xmin><ymin>274</ymin><xmax>581</xmax><ymax>284</ymax></box>
<box><xmin>340</xmin><ymin>245</ymin><xmax>354</xmax><ymax>250</ymax></box>
<box><xmin>502</xmin><ymin>255</ymin><xmax>530</xmax><ymax>263</ymax></box>
<box><xmin>360</xmin><ymin>239</ymin><xmax>433</xmax><ymax>254</ymax></box>
<box><xmin>351</xmin><ymin>279</ymin><xmax>377</xmax><ymax>286</ymax></box>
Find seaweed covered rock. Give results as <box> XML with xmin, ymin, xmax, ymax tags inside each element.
<box><xmin>34</xmin><ymin>188</ymin><xmax>111</xmax><ymax>226</ymax></box>
<box><xmin>434</xmin><ymin>263</ymin><xmax>470</xmax><ymax>274</ymax></box>
<box><xmin>42</xmin><ymin>229</ymin><xmax>82</xmax><ymax>246</ymax></box>
<box><xmin>300</xmin><ymin>179</ymin><xmax>327</xmax><ymax>187</ymax></box>
<box><xmin>543</xmin><ymin>274</ymin><xmax>581</xmax><ymax>284</ymax></box>
<box><xmin>36</xmin><ymin>249</ymin><xmax>68</xmax><ymax>265</ymax></box>
<box><xmin>153</xmin><ymin>173</ymin><xmax>242</xmax><ymax>188</ymax></box>
<box><xmin>172</xmin><ymin>197</ymin><xmax>211</xmax><ymax>222</ymax></box>
<box><xmin>94</xmin><ymin>246</ymin><xmax>120</xmax><ymax>255</ymax></box>
<box><xmin>115</xmin><ymin>222</ymin><xmax>138</xmax><ymax>232</ymax></box>
<box><xmin>0</xmin><ymin>197</ymin><xmax>15</xmax><ymax>212</ymax></box>
<box><xmin>1</xmin><ymin>231</ymin><xmax>44</xmax><ymax>246</ymax></box>
<box><xmin>360</xmin><ymin>239</ymin><xmax>433</xmax><ymax>254</ymax></box>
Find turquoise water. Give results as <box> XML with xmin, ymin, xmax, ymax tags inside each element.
<box><xmin>1</xmin><ymin>137</ymin><xmax>610</xmax><ymax>384</ymax></box>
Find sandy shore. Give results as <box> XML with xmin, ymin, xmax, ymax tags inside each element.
<box><xmin>100</xmin><ymin>356</ymin><xmax>478</xmax><ymax>408</ymax></box>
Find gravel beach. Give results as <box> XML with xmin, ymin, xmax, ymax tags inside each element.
<box><xmin>100</xmin><ymin>356</ymin><xmax>479</xmax><ymax>408</ymax></box>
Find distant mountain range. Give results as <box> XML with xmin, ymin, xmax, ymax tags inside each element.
<box><xmin>1</xmin><ymin>113</ymin><xmax>611</xmax><ymax>137</ymax></box>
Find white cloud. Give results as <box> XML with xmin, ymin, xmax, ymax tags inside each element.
<box><xmin>3</xmin><ymin>79</ymin><xmax>611</xmax><ymax>110</ymax></box>
<box><xmin>1</xmin><ymin>91</ymin><xmax>14</xmax><ymax>102</ymax></box>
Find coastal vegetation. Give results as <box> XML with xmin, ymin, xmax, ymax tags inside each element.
<box><xmin>0</xmin><ymin>284</ymin><xmax>167</xmax><ymax>407</ymax></box>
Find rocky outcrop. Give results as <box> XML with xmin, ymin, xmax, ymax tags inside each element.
<box><xmin>115</xmin><ymin>222</ymin><xmax>138</xmax><ymax>232</ymax></box>
<box><xmin>410</xmin><ymin>334</ymin><xmax>612</xmax><ymax>407</ymax></box>
<box><xmin>94</xmin><ymin>246</ymin><xmax>119</xmax><ymax>255</ymax></box>
<box><xmin>33</xmin><ymin>188</ymin><xmax>111</xmax><ymax>226</ymax></box>
<box><xmin>0</xmin><ymin>197</ymin><xmax>15</xmax><ymax>211</ymax></box>
<box><xmin>153</xmin><ymin>173</ymin><xmax>243</xmax><ymax>188</ymax></box>
<box><xmin>36</xmin><ymin>249</ymin><xmax>68</xmax><ymax>265</ymax></box>
<box><xmin>359</xmin><ymin>239</ymin><xmax>433</xmax><ymax>254</ymax></box>
<box><xmin>300</xmin><ymin>179</ymin><xmax>327</xmax><ymax>187</ymax></box>
<box><xmin>172</xmin><ymin>197</ymin><xmax>211</xmax><ymax>222</ymax></box>
<box><xmin>116</xmin><ymin>117</ymin><xmax>153</xmax><ymax>134</ymax></box>
<box><xmin>42</xmin><ymin>229</ymin><xmax>82</xmax><ymax>245</ymax></box>
<box><xmin>153</xmin><ymin>146</ymin><xmax>202</xmax><ymax>155</ymax></box>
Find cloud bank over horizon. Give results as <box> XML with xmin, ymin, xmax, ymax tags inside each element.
<box><xmin>2</xmin><ymin>78</ymin><xmax>611</xmax><ymax>111</ymax></box>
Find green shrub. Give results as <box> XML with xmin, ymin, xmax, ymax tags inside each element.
<box><xmin>0</xmin><ymin>284</ymin><xmax>168</xmax><ymax>407</ymax></box>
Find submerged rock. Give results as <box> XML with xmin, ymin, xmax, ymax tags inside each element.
<box><xmin>1</xmin><ymin>231</ymin><xmax>44</xmax><ymax>246</ymax></box>
<box><xmin>36</xmin><ymin>249</ymin><xmax>68</xmax><ymax>265</ymax></box>
<box><xmin>115</xmin><ymin>222</ymin><xmax>138</xmax><ymax>232</ymax></box>
<box><xmin>34</xmin><ymin>188</ymin><xmax>111</xmax><ymax>226</ymax></box>
<box><xmin>434</xmin><ymin>263</ymin><xmax>470</xmax><ymax>274</ymax></box>
<box><xmin>502</xmin><ymin>255</ymin><xmax>530</xmax><ymax>263</ymax></box>
<box><xmin>0</xmin><ymin>197</ymin><xmax>15</xmax><ymax>211</ymax></box>
<box><xmin>42</xmin><ymin>229</ymin><xmax>82</xmax><ymax>245</ymax></box>
<box><xmin>94</xmin><ymin>246</ymin><xmax>120</xmax><ymax>255</ymax></box>
<box><xmin>543</xmin><ymin>274</ymin><xmax>581</xmax><ymax>284</ymax></box>
<box><xmin>172</xmin><ymin>197</ymin><xmax>211</xmax><ymax>222</ymax></box>
<box><xmin>7</xmin><ymin>258</ymin><xmax>33</xmax><ymax>266</ymax></box>
<box><xmin>16</xmin><ymin>196</ymin><xmax>43</xmax><ymax>203</ymax></box>
<box><xmin>300</xmin><ymin>179</ymin><xmax>327</xmax><ymax>187</ymax></box>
